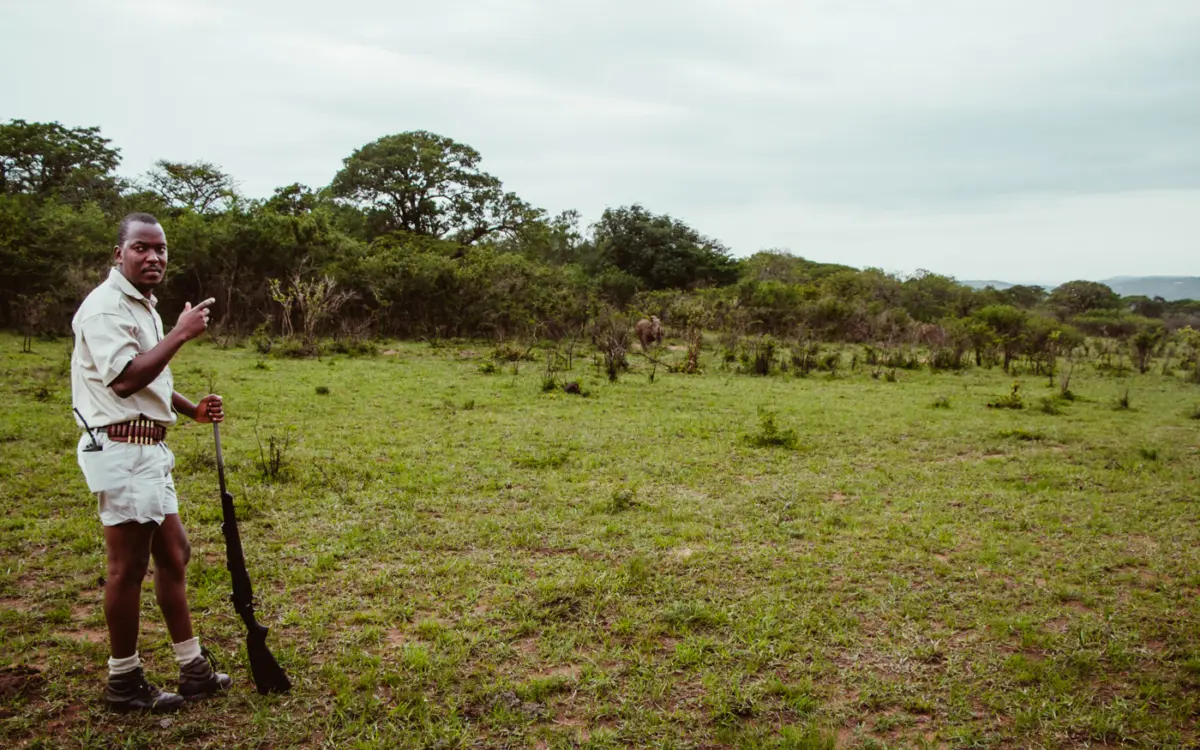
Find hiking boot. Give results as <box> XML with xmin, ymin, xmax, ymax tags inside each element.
<box><xmin>105</xmin><ymin>667</ymin><xmax>185</xmax><ymax>713</ymax></box>
<box><xmin>178</xmin><ymin>647</ymin><xmax>232</xmax><ymax>701</ymax></box>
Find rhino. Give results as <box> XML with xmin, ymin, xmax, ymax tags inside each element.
<box><xmin>635</xmin><ymin>316</ymin><xmax>663</xmax><ymax>350</ymax></box>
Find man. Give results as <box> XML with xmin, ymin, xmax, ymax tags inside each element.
<box><xmin>72</xmin><ymin>212</ymin><xmax>231</xmax><ymax>713</ymax></box>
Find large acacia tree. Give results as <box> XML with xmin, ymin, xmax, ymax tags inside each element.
<box><xmin>144</xmin><ymin>160</ymin><xmax>238</xmax><ymax>214</ymax></box>
<box><xmin>329</xmin><ymin>130</ymin><xmax>539</xmax><ymax>244</ymax></box>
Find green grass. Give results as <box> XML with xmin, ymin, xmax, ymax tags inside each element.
<box><xmin>1</xmin><ymin>333</ymin><xmax>1198</xmax><ymax>748</ymax></box>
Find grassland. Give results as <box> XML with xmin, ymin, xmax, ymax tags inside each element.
<box><xmin>1</xmin><ymin>332</ymin><xmax>1198</xmax><ymax>749</ymax></box>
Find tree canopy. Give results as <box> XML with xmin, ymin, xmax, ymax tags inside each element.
<box><xmin>0</xmin><ymin>119</ymin><xmax>120</xmax><ymax>205</ymax></box>
<box><xmin>2</xmin><ymin>116</ymin><xmax>1198</xmax><ymax>366</ymax></box>
<box><xmin>144</xmin><ymin>160</ymin><xmax>238</xmax><ymax>214</ymax></box>
<box><xmin>591</xmin><ymin>204</ymin><xmax>739</xmax><ymax>292</ymax></box>
<box><xmin>329</xmin><ymin>130</ymin><xmax>538</xmax><ymax>244</ymax></box>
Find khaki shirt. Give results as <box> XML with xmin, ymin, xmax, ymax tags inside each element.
<box><xmin>72</xmin><ymin>268</ymin><xmax>176</xmax><ymax>429</ymax></box>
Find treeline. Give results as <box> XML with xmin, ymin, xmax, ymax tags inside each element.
<box><xmin>3</xmin><ymin>118</ymin><xmax>1200</xmax><ymax>370</ymax></box>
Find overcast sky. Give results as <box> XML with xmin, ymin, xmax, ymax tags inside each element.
<box><xmin>3</xmin><ymin>0</ymin><xmax>1199</xmax><ymax>282</ymax></box>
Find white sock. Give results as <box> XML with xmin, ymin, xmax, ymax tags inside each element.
<box><xmin>108</xmin><ymin>652</ymin><xmax>141</xmax><ymax>677</ymax></box>
<box><xmin>172</xmin><ymin>637</ymin><xmax>202</xmax><ymax>665</ymax></box>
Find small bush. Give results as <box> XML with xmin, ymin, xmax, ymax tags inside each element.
<box><xmin>789</xmin><ymin>343</ymin><xmax>819</xmax><ymax>377</ymax></box>
<box><xmin>740</xmin><ymin>336</ymin><xmax>779</xmax><ymax>376</ymax></box>
<box><xmin>478</xmin><ymin>361</ymin><xmax>498</xmax><ymax>375</ymax></box>
<box><xmin>1114</xmin><ymin>386</ymin><xmax>1132</xmax><ymax>410</ymax></box>
<box><xmin>988</xmin><ymin>381</ymin><xmax>1024</xmax><ymax>410</ymax></box>
<box><xmin>315</xmin><ymin>385</ymin><xmax>330</xmax><ymax>396</ymax></box>
<box><xmin>884</xmin><ymin>369</ymin><xmax>898</xmax><ymax>383</ymax></box>
<box><xmin>1038</xmin><ymin>396</ymin><xmax>1062</xmax><ymax>415</ymax></box>
<box><xmin>1138</xmin><ymin>447</ymin><xmax>1159</xmax><ymax>461</ymax></box>
<box><xmin>492</xmin><ymin>343</ymin><xmax>535</xmax><ymax>362</ymax></box>
<box><xmin>255</xmin><ymin>426</ymin><xmax>292</xmax><ymax>483</ymax></box>
<box><xmin>328</xmin><ymin>338</ymin><xmax>378</xmax><ymax>357</ymax></box>
<box><xmin>931</xmin><ymin>396</ymin><xmax>951</xmax><ymax>409</ymax></box>
<box><xmin>998</xmin><ymin>428</ymin><xmax>1045</xmax><ymax>442</ymax></box>
<box><xmin>743</xmin><ymin>408</ymin><xmax>799</xmax><ymax>450</ymax></box>
<box><xmin>605</xmin><ymin>487</ymin><xmax>638</xmax><ymax>514</ymax></box>
<box><xmin>276</xmin><ymin>337</ymin><xmax>318</xmax><ymax>358</ymax></box>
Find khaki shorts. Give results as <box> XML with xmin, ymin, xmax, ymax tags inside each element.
<box><xmin>76</xmin><ymin>432</ymin><xmax>178</xmax><ymax>526</ymax></box>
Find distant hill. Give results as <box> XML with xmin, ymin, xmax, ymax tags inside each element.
<box><xmin>1101</xmin><ymin>276</ymin><xmax>1200</xmax><ymax>301</ymax></box>
<box><xmin>961</xmin><ymin>280</ymin><xmax>1014</xmax><ymax>290</ymax></box>
<box><xmin>961</xmin><ymin>277</ymin><xmax>1200</xmax><ymax>301</ymax></box>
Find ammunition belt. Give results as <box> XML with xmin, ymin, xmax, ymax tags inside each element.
<box><xmin>104</xmin><ymin>418</ymin><xmax>167</xmax><ymax>445</ymax></box>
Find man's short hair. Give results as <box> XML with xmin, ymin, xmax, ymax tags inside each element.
<box><xmin>117</xmin><ymin>213</ymin><xmax>161</xmax><ymax>247</ymax></box>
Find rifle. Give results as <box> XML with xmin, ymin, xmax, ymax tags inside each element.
<box><xmin>213</xmin><ymin>422</ymin><xmax>291</xmax><ymax>695</ymax></box>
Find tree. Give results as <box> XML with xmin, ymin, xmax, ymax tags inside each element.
<box><xmin>973</xmin><ymin>304</ymin><xmax>1028</xmax><ymax>371</ymax></box>
<box><xmin>901</xmin><ymin>270</ymin><xmax>973</xmax><ymax>322</ymax></box>
<box><xmin>264</xmin><ymin>183</ymin><xmax>318</xmax><ymax>216</ymax></box>
<box><xmin>1124</xmin><ymin>295</ymin><xmax>1166</xmax><ymax>319</ymax></box>
<box><xmin>591</xmin><ymin>204</ymin><xmax>739</xmax><ymax>292</ymax></box>
<box><xmin>0</xmin><ymin>195</ymin><xmax>112</xmax><ymax>328</ymax></box>
<box><xmin>0</xmin><ymin>119</ymin><xmax>121</xmax><ymax>205</ymax></box>
<box><xmin>1047</xmin><ymin>280</ymin><xmax>1121</xmax><ymax>318</ymax></box>
<box><xmin>999</xmin><ymin>285</ymin><xmax>1048</xmax><ymax>309</ymax></box>
<box><xmin>144</xmin><ymin>160</ymin><xmax>238</xmax><ymax>214</ymax></box>
<box><xmin>1130</xmin><ymin>323</ymin><xmax>1165</xmax><ymax>374</ymax></box>
<box><xmin>329</xmin><ymin>130</ymin><xmax>539</xmax><ymax>243</ymax></box>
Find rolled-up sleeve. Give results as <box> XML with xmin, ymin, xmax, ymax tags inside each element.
<box><xmin>79</xmin><ymin>313</ymin><xmax>140</xmax><ymax>387</ymax></box>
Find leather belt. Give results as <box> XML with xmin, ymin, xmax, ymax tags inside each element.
<box><xmin>103</xmin><ymin>418</ymin><xmax>167</xmax><ymax>445</ymax></box>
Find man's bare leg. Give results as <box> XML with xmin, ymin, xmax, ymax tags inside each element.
<box><xmin>151</xmin><ymin>514</ymin><xmax>193</xmax><ymax>643</ymax></box>
<box><xmin>103</xmin><ymin>521</ymin><xmax>157</xmax><ymax>659</ymax></box>
<box><xmin>152</xmin><ymin>513</ymin><xmax>231</xmax><ymax>698</ymax></box>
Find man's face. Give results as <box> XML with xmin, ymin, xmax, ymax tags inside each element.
<box><xmin>114</xmin><ymin>222</ymin><xmax>168</xmax><ymax>291</ymax></box>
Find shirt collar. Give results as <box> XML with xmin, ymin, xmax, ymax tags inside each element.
<box><xmin>108</xmin><ymin>268</ymin><xmax>158</xmax><ymax>307</ymax></box>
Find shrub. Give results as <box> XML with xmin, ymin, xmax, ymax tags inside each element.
<box><xmin>605</xmin><ymin>487</ymin><xmax>637</xmax><ymax>514</ymax></box>
<box><xmin>1114</xmin><ymin>386</ymin><xmax>1132</xmax><ymax>410</ymax></box>
<box><xmin>790</xmin><ymin>342</ymin><xmax>819</xmax><ymax>377</ymax></box>
<box><xmin>592</xmin><ymin>311</ymin><xmax>631</xmax><ymax>382</ymax></box>
<box><xmin>988</xmin><ymin>381</ymin><xmax>1024</xmax><ymax>410</ymax></box>
<box><xmin>492</xmin><ymin>342</ymin><xmax>535</xmax><ymax>362</ymax></box>
<box><xmin>931</xmin><ymin>396</ymin><xmax>951</xmax><ymax>409</ymax></box>
<box><xmin>255</xmin><ymin>426</ymin><xmax>292</xmax><ymax>483</ymax></box>
<box><xmin>315</xmin><ymin>385</ymin><xmax>330</xmax><ymax>396</ymax></box>
<box><xmin>514</xmin><ymin>448</ymin><xmax>571</xmax><ymax>470</ymax></box>
<box><xmin>276</xmin><ymin>337</ymin><xmax>317</xmax><ymax>358</ymax></box>
<box><xmin>743</xmin><ymin>408</ymin><xmax>799</xmax><ymax>450</ymax></box>
<box><xmin>328</xmin><ymin>338</ymin><xmax>378</xmax><ymax>357</ymax></box>
<box><xmin>1038</xmin><ymin>396</ymin><xmax>1062</xmax><ymax>415</ymax></box>
<box><xmin>740</xmin><ymin>336</ymin><xmax>778</xmax><ymax>376</ymax></box>
<box><xmin>998</xmin><ymin>428</ymin><xmax>1044</xmax><ymax>441</ymax></box>
<box><xmin>478</xmin><ymin>361</ymin><xmax>498</xmax><ymax>374</ymax></box>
